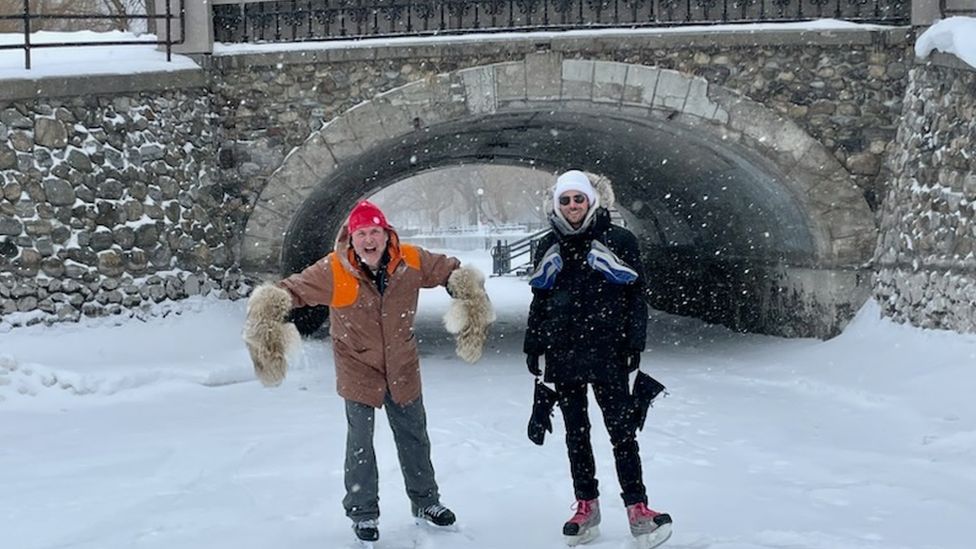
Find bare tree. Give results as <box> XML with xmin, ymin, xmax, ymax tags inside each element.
<box><xmin>372</xmin><ymin>165</ymin><xmax>552</xmax><ymax>231</ymax></box>
<box><xmin>0</xmin><ymin>1</ymin><xmax>74</xmax><ymax>32</ymax></box>
<box><xmin>98</xmin><ymin>0</ymin><xmax>151</xmax><ymax>32</ymax></box>
<box><xmin>0</xmin><ymin>0</ymin><xmax>150</xmax><ymax>32</ymax></box>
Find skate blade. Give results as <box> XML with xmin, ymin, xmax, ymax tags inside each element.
<box><xmin>634</xmin><ymin>523</ymin><xmax>672</xmax><ymax>549</ymax></box>
<box><xmin>414</xmin><ymin>517</ymin><xmax>459</xmax><ymax>532</ymax></box>
<box><xmin>564</xmin><ymin>525</ymin><xmax>600</xmax><ymax>546</ymax></box>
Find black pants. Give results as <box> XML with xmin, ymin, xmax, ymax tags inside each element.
<box><xmin>556</xmin><ymin>376</ymin><xmax>647</xmax><ymax>506</ymax></box>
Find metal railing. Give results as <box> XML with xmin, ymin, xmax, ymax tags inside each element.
<box><xmin>213</xmin><ymin>0</ymin><xmax>910</xmax><ymax>43</ymax></box>
<box><xmin>0</xmin><ymin>0</ymin><xmax>186</xmax><ymax>70</ymax></box>
<box><xmin>940</xmin><ymin>0</ymin><xmax>974</xmax><ymax>17</ymax></box>
<box><xmin>490</xmin><ymin>228</ymin><xmax>549</xmax><ymax>276</ymax></box>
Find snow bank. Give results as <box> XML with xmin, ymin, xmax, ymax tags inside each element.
<box><xmin>915</xmin><ymin>17</ymin><xmax>976</xmax><ymax>69</ymax></box>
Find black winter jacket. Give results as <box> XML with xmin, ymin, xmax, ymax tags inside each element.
<box><xmin>523</xmin><ymin>208</ymin><xmax>648</xmax><ymax>384</ymax></box>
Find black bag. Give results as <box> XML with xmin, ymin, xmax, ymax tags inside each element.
<box><xmin>527</xmin><ymin>380</ymin><xmax>560</xmax><ymax>446</ymax></box>
<box><xmin>631</xmin><ymin>371</ymin><xmax>667</xmax><ymax>432</ymax></box>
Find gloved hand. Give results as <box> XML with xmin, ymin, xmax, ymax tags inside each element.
<box><xmin>526</xmin><ymin>354</ymin><xmax>542</xmax><ymax>376</ymax></box>
<box><xmin>528</xmin><ymin>380</ymin><xmax>559</xmax><ymax>445</ymax></box>
<box><xmin>623</xmin><ymin>351</ymin><xmax>641</xmax><ymax>373</ymax></box>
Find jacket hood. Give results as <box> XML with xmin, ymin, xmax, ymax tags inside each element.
<box><xmin>543</xmin><ymin>171</ymin><xmax>616</xmax><ymax>214</ymax></box>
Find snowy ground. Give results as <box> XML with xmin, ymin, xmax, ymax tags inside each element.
<box><xmin>1</xmin><ymin>249</ymin><xmax>974</xmax><ymax>549</ymax></box>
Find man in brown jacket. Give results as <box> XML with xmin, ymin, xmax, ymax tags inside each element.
<box><xmin>276</xmin><ymin>200</ymin><xmax>461</xmax><ymax>545</ymax></box>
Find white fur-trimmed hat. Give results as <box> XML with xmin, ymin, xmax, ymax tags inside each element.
<box><xmin>552</xmin><ymin>170</ymin><xmax>597</xmax><ymax>211</ymax></box>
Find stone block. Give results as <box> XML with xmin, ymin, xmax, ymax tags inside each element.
<box><xmin>494</xmin><ymin>62</ymin><xmax>527</xmax><ymax>102</ymax></box>
<box><xmin>561</xmin><ymin>59</ymin><xmax>594</xmax><ymax>100</ymax></box>
<box><xmin>295</xmin><ymin>133</ymin><xmax>339</xmax><ymax>182</ymax></box>
<box><xmin>786</xmin><ymin>139</ymin><xmax>844</xmax><ymax>183</ymax></box>
<box><xmin>365</xmin><ymin>97</ymin><xmax>415</xmax><ymax>138</ymax></box>
<box><xmin>829</xmin><ymin>232</ymin><xmax>875</xmax><ymax>265</ymax></box>
<box><xmin>378</xmin><ymin>83</ymin><xmax>431</xmax><ymax>129</ymax></box>
<box><xmin>727</xmin><ymin>99</ymin><xmax>811</xmax><ymax>162</ymax></box>
<box><xmin>682</xmin><ymin>78</ymin><xmax>716</xmax><ymax>119</ymax></box>
<box><xmin>459</xmin><ymin>66</ymin><xmax>497</xmax><ymax>115</ymax></box>
<box><xmin>240</xmin><ymin>234</ymin><xmax>280</xmax><ymax>272</ymax></box>
<box><xmin>424</xmin><ymin>73</ymin><xmax>468</xmax><ymax>121</ymax></box>
<box><xmin>343</xmin><ymin>101</ymin><xmax>391</xmax><ymax>151</ymax></box>
<box><xmin>652</xmin><ymin>70</ymin><xmax>692</xmax><ymax>111</ymax></box>
<box><xmin>246</xmin><ymin>204</ymin><xmax>288</xmax><ymax>236</ymax></box>
<box><xmin>35</xmin><ymin>118</ymin><xmax>67</xmax><ymax>149</ymax></box>
<box><xmin>525</xmin><ymin>52</ymin><xmax>563</xmax><ymax>101</ymax></box>
<box><xmin>321</xmin><ymin>116</ymin><xmax>365</xmax><ymax>164</ymax></box>
<box><xmin>592</xmin><ymin>62</ymin><xmax>628</xmax><ymax>104</ymax></box>
<box><xmin>712</xmin><ymin>106</ymin><xmax>730</xmax><ymax>125</ymax></box>
<box><xmin>256</xmin><ymin>181</ymin><xmax>303</xmax><ymax>221</ymax></box>
<box><xmin>622</xmin><ymin>65</ymin><xmax>660</xmax><ymax>107</ymax></box>
<box><xmin>845</xmin><ymin>152</ymin><xmax>882</xmax><ymax>175</ymax></box>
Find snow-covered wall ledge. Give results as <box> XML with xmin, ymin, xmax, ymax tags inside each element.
<box><xmin>873</xmin><ymin>17</ymin><xmax>976</xmax><ymax>333</ymax></box>
<box><xmin>0</xmin><ymin>69</ymin><xmax>206</xmax><ymax>104</ymax></box>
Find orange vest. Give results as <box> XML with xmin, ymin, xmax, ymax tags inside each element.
<box><xmin>329</xmin><ymin>243</ymin><xmax>421</xmax><ymax>308</ymax></box>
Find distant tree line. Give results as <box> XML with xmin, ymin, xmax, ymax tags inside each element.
<box><xmin>0</xmin><ymin>0</ymin><xmax>155</xmax><ymax>34</ymax></box>
<box><xmin>372</xmin><ymin>165</ymin><xmax>555</xmax><ymax>231</ymax></box>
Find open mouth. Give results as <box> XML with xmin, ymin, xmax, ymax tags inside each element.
<box><xmin>364</xmin><ymin>245</ymin><xmax>378</xmax><ymax>254</ymax></box>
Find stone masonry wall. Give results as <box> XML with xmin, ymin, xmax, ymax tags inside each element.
<box><xmin>0</xmin><ymin>90</ymin><xmax>247</xmax><ymax>328</ymax></box>
<box><xmin>874</xmin><ymin>57</ymin><xmax>976</xmax><ymax>333</ymax></box>
<box><xmin>212</xmin><ymin>38</ymin><xmax>912</xmax><ymax>214</ymax></box>
<box><xmin>0</xmin><ymin>31</ymin><xmax>950</xmax><ymax>333</ymax></box>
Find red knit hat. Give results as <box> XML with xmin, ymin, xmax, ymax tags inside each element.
<box><xmin>347</xmin><ymin>200</ymin><xmax>391</xmax><ymax>233</ymax></box>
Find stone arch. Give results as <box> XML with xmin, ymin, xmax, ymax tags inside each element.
<box><xmin>242</xmin><ymin>53</ymin><xmax>875</xmax><ymax>338</ymax></box>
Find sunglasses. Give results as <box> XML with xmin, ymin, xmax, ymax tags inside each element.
<box><xmin>559</xmin><ymin>194</ymin><xmax>588</xmax><ymax>206</ymax></box>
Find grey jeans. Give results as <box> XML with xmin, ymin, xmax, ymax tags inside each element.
<box><xmin>343</xmin><ymin>393</ymin><xmax>441</xmax><ymax>522</ymax></box>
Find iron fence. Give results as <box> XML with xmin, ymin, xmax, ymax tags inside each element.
<box><xmin>213</xmin><ymin>0</ymin><xmax>910</xmax><ymax>43</ymax></box>
<box><xmin>0</xmin><ymin>0</ymin><xmax>185</xmax><ymax>70</ymax></box>
<box><xmin>940</xmin><ymin>0</ymin><xmax>974</xmax><ymax>17</ymax></box>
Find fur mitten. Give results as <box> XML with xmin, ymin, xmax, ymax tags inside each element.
<box><xmin>243</xmin><ymin>283</ymin><xmax>301</xmax><ymax>387</ymax></box>
<box><xmin>443</xmin><ymin>267</ymin><xmax>495</xmax><ymax>363</ymax></box>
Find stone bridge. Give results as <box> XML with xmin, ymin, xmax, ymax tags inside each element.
<box><xmin>220</xmin><ymin>26</ymin><xmax>909</xmax><ymax>337</ymax></box>
<box><xmin>2</xmin><ymin>3</ymin><xmax>974</xmax><ymax>338</ymax></box>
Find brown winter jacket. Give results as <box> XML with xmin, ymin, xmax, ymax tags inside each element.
<box><xmin>279</xmin><ymin>224</ymin><xmax>460</xmax><ymax>408</ymax></box>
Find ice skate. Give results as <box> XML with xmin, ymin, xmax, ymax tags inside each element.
<box><xmin>413</xmin><ymin>502</ymin><xmax>457</xmax><ymax>530</ymax></box>
<box><xmin>563</xmin><ymin>498</ymin><xmax>600</xmax><ymax>546</ymax></box>
<box><xmin>352</xmin><ymin>518</ymin><xmax>379</xmax><ymax>548</ymax></box>
<box><xmin>627</xmin><ymin>502</ymin><xmax>672</xmax><ymax>549</ymax></box>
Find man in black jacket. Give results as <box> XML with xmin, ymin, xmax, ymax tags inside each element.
<box><xmin>524</xmin><ymin>170</ymin><xmax>672</xmax><ymax>548</ymax></box>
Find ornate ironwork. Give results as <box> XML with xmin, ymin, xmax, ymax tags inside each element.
<box><xmin>515</xmin><ymin>0</ymin><xmax>542</xmax><ymax>15</ymax></box>
<box><xmin>659</xmin><ymin>0</ymin><xmax>681</xmax><ymax>13</ymax></box>
<box><xmin>214</xmin><ymin>7</ymin><xmax>243</xmax><ymax>35</ymax></box>
<box><xmin>552</xmin><ymin>0</ymin><xmax>576</xmax><ymax>14</ymax></box>
<box><xmin>412</xmin><ymin>0</ymin><xmax>437</xmax><ymax>20</ymax></box>
<box><xmin>480</xmin><ymin>0</ymin><xmax>508</xmax><ymax>16</ymax></box>
<box><xmin>446</xmin><ymin>0</ymin><xmax>472</xmax><ymax>17</ymax></box>
<box><xmin>379</xmin><ymin>1</ymin><xmax>406</xmax><ymax>20</ymax></box>
<box><xmin>312</xmin><ymin>7</ymin><xmax>339</xmax><ymax>25</ymax></box>
<box><xmin>211</xmin><ymin>0</ymin><xmax>910</xmax><ymax>43</ymax></box>
<box><xmin>245</xmin><ymin>5</ymin><xmax>276</xmax><ymax>33</ymax></box>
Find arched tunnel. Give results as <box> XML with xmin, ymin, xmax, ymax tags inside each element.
<box><xmin>273</xmin><ymin>109</ymin><xmax>873</xmax><ymax>339</ymax></box>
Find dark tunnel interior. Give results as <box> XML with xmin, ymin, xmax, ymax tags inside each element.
<box><xmin>281</xmin><ymin>110</ymin><xmax>857</xmax><ymax>338</ymax></box>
